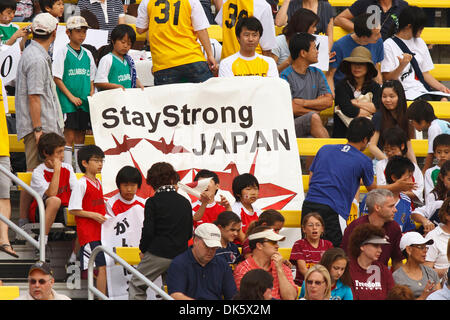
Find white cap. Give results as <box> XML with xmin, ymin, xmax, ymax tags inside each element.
<box><xmin>32</xmin><ymin>13</ymin><xmax>58</xmax><ymax>35</ymax></box>
<box><xmin>194</xmin><ymin>223</ymin><xmax>222</xmax><ymax>248</ymax></box>
<box><xmin>66</xmin><ymin>16</ymin><xmax>89</xmax><ymax>30</ymax></box>
<box><xmin>399</xmin><ymin>232</ymin><xmax>434</xmax><ymax>251</ymax></box>
<box><xmin>248</xmin><ymin>229</ymin><xmax>286</xmax><ymax>242</ymax></box>
<box><xmin>361</xmin><ymin>236</ymin><xmax>390</xmax><ymax>246</ymax></box>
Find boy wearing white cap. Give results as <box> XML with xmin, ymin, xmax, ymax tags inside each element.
<box><xmin>166</xmin><ymin>223</ymin><xmax>237</xmax><ymax>300</ymax></box>
<box><xmin>234</xmin><ymin>225</ymin><xmax>298</xmax><ymax>300</ymax></box>
<box><xmin>52</xmin><ymin>16</ymin><xmax>96</xmax><ymax>173</ymax></box>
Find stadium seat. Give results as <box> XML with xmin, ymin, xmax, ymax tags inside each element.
<box><xmin>0</xmin><ymin>286</ymin><xmax>20</xmax><ymax>300</ymax></box>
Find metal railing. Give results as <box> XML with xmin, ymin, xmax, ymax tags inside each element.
<box><xmin>0</xmin><ymin>166</ymin><xmax>46</xmax><ymax>261</ymax></box>
<box><xmin>87</xmin><ymin>245</ymin><xmax>173</xmax><ymax>300</ymax></box>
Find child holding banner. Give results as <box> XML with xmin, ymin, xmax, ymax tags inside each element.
<box><xmin>68</xmin><ymin>145</ymin><xmax>108</xmax><ymax>296</ymax></box>
<box><xmin>94</xmin><ymin>24</ymin><xmax>144</xmax><ymax>91</ymax></box>
<box><xmin>231</xmin><ymin>173</ymin><xmax>262</xmax><ymax>242</ymax></box>
<box><xmin>192</xmin><ymin>169</ymin><xmax>231</xmax><ymax>228</ymax></box>
<box><xmin>52</xmin><ymin>16</ymin><xmax>96</xmax><ymax>173</ymax></box>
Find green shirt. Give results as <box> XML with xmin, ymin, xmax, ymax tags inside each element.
<box><xmin>53</xmin><ymin>44</ymin><xmax>95</xmax><ymax>113</ymax></box>
<box><xmin>108</xmin><ymin>53</ymin><xmax>132</xmax><ymax>88</ymax></box>
<box><xmin>0</xmin><ymin>23</ymin><xmax>19</xmax><ymax>44</ymax></box>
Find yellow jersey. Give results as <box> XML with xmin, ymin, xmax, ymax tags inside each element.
<box><xmin>215</xmin><ymin>0</ymin><xmax>277</xmax><ymax>59</ymax></box>
<box><xmin>0</xmin><ymin>85</ymin><xmax>9</xmax><ymax>157</ymax></box>
<box><xmin>218</xmin><ymin>52</ymin><xmax>278</xmax><ymax>77</ymax></box>
<box><xmin>136</xmin><ymin>0</ymin><xmax>210</xmax><ymax>72</ymax></box>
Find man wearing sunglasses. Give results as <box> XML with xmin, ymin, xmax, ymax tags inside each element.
<box><xmin>234</xmin><ymin>226</ymin><xmax>298</xmax><ymax>300</ymax></box>
<box><xmin>16</xmin><ymin>261</ymin><xmax>71</xmax><ymax>300</ymax></box>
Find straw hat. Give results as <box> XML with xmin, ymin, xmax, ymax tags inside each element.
<box><xmin>339</xmin><ymin>46</ymin><xmax>378</xmax><ymax>79</ymax></box>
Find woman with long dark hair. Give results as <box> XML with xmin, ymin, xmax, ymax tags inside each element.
<box><xmin>233</xmin><ymin>269</ymin><xmax>274</xmax><ymax>300</ymax></box>
<box><xmin>368</xmin><ymin>80</ymin><xmax>416</xmax><ymax>164</ymax></box>
<box><xmin>332</xmin><ymin>46</ymin><xmax>381</xmax><ymax>138</ymax></box>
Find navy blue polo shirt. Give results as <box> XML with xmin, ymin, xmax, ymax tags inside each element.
<box><xmin>166</xmin><ymin>247</ymin><xmax>237</xmax><ymax>300</ymax></box>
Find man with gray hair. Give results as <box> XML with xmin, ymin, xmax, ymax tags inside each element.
<box><xmin>341</xmin><ymin>189</ymin><xmax>404</xmax><ymax>271</ymax></box>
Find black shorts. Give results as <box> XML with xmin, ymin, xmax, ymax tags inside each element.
<box><xmin>34</xmin><ymin>205</ymin><xmax>66</xmax><ymax>224</ymax></box>
<box><xmin>64</xmin><ymin>109</ymin><xmax>91</xmax><ymax>131</ymax></box>
<box><xmin>79</xmin><ymin>241</ymin><xmax>107</xmax><ymax>270</ymax></box>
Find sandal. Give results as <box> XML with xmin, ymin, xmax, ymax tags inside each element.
<box><xmin>0</xmin><ymin>243</ymin><xmax>19</xmax><ymax>258</ymax></box>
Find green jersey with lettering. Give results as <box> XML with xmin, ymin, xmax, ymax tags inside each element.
<box><xmin>52</xmin><ymin>44</ymin><xmax>96</xmax><ymax>113</ymax></box>
<box><xmin>107</xmin><ymin>53</ymin><xmax>132</xmax><ymax>88</ymax></box>
<box><xmin>0</xmin><ymin>23</ymin><xmax>19</xmax><ymax>44</ymax></box>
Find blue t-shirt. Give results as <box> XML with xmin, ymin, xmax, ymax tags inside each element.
<box><xmin>330</xmin><ymin>34</ymin><xmax>384</xmax><ymax>85</ymax></box>
<box><xmin>360</xmin><ymin>193</ymin><xmax>415</xmax><ymax>232</ymax></box>
<box><xmin>299</xmin><ymin>279</ymin><xmax>353</xmax><ymax>300</ymax></box>
<box><xmin>166</xmin><ymin>247</ymin><xmax>237</xmax><ymax>300</ymax></box>
<box><xmin>215</xmin><ymin>242</ymin><xmax>241</xmax><ymax>266</ymax></box>
<box><xmin>306</xmin><ymin>144</ymin><xmax>374</xmax><ymax>220</ymax></box>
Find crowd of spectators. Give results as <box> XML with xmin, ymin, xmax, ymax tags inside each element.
<box><xmin>0</xmin><ymin>0</ymin><xmax>449</xmax><ymax>301</ymax></box>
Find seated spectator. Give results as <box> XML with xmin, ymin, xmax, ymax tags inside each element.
<box><xmin>275</xmin><ymin>0</ymin><xmax>335</xmax><ymax>52</ymax></box>
<box><xmin>77</xmin><ymin>0</ymin><xmax>126</xmax><ymax>36</ymax></box>
<box><xmin>299</xmin><ymin>264</ymin><xmax>331</xmax><ymax>300</ymax></box>
<box><xmin>375</xmin><ymin>127</ymin><xmax>424</xmax><ymax>204</ymax></box>
<box><xmin>233</xmin><ymin>269</ymin><xmax>274</xmax><ymax>300</ymax></box>
<box><xmin>166</xmin><ymin>223</ymin><xmax>237</xmax><ymax>300</ymax></box>
<box><xmin>427</xmin><ymin>268</ymin><xmax>450</xmax><ymax>300</ymax></box>
<box><xmin>272</xmin><ymin>8</ymin><xmax>320</xmax><ymax>73</ymax></box>
<box><xmin>332</xmin><ymin>46</ymin><xmax>381</xmax><ymax>138</ymax></box>
<box><xmin>14</xmin><ymin>0</ymin><xmax>34</xmax><ymax>22</ymax></box>
<box><xmin>387</xmin><ymin>284</ymin><xmax>415</xmax><ymax>300</ymax></box>
<box><xmin>128</xmin><ymin>162</ymin><xmax>193</xmax><ymax>300</ymax></box>
<box><xmin>327</xmin><ymin>13</ymin><xmax>383</xmax><ymax>95</ymax></box>
<box><xmin>424</xmin><ymin>134</ymin><xmax>450</xmax><ymax>205</ymax></box>
<box><xmin>16</xmin><ymin>261</ymin><xmax>71</xmax><ymax>300</ymax></box>
<box><xmin>29</xmin><ymin>133</ymin><xmax>78</xmax><ymax>248</ymax></box>
<box><xmin>0</xmin><ymin>0</ymin><xmax>29</xmax><ymax>50</ymax></box>
<box><xmin>136</xmin><ymin>0</ymin><xmax>217</xmax><ymax>85</ymax></box>
<box><xmin>342</xmin><ymin>189</ymin><xmax>404</xmax><ymax>271</ymax></box>
<box><xmin>280</xmin><ymin>32</ymin><xmax>332</xmax><ymax>140</ymax></box>
<box><xmin>393</xmin><ymin>232</ymin><xmax>440</xmax><ymax>299</ymax></box>
<box><xmin>234</xmin><ymin>226</ymin><xmax>298</xmax><ymax>300</ymax></box>
<box><xmin>241</xmin><ymin>209</ymin><xmax>285</xmax><ymax>258</ymax></box>
<box><xmin>424</xmin><ymin>198</ymin><xmax>450</xmax><ymax>280</ymax></box>
<box><xmin>347</xmin><ymin>223</ymin><xmax>395</xmax><ymax>300</ymax></box>
<box><xmin>218</xmin><ymin>17</ymin><xmax>278</xmax><ymax>77</ymax></box>
<box><xmin>334</xmin><ymin>0</ymin><xmax>408</xmax><ymax>41</ymax></box>
<box><xmin>231</xmin><ymin>173</ymin><xmax>262</xmax><ymax>242</ymax></box>
<box><xmin>38</xmin><ymin>0</ymin><xmax>64</xmax><ymax>22</ymax></box>
<box><xmin>368</xmin><ymin>80</ymin><xmax>417</xmax><ymax>163</ymax></box>
<box><xmin>361</xmin><ymin>156</ymin><xmax>416</xmax><ymax>232</ymax></box>
<box><xmin>290</xmin><ymin>212</ymin><xmax>333</xmax><ymax>286</ymax></box>
<box><xmin>95</xmin><ymin>24</ymin><xmax>144</xmax><ymax>90</ymax></box>
<box><xmin>192</xmin><ymin>169</ymin><xmax>231</xmax><ymax>228</ymax></box>
<box><xmin>406</xmin><ymin>100</ymin><xmax>450</xmax><ymax>173</ymax></box>
<box><xmin>215</xmin><ymin>0</ymin><xmax>276</xmax><ymax>59</ymax></box>
<box><xmin>214</xmin><ymin>211</ymin><xmax>242</xmax><ymax>267</ymax></box>
<box><xmin>382</xmin><ymin>6</ymin><xmax>450</xmax><ymax>101</ymax></box>
<box><xmin>430</xmin><ymin>161</ymin><xmax>450</xmax><ymax>209</ymax></box>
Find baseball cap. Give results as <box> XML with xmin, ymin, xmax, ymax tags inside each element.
<box><xmin>194</xmin><ymin>223</ymin><xmax>222</xmax><ymax>248</ymax></box>
<box><xmin>32</xmin><ymin>13</ymin><xmax>58</xmax><ymax>35</ymax></box>
<box><xmin>66</xmin><ymin>16</ymin><xmax>90</xmax><ymax>30</ymax></box>
<box><xmin>28</xmin><ymin>261</ymin><xmax>53</xmax><ymax>276</ymax></box>
<box><xmin>248</xmin><ymin>229</ymin><xmax>286</xmax><ymax>242</ymax></box>
<box><xmin>399</xmin><ymin>232</ymin><xmax>434</xmax><ymax>251</ymax></box>
<box><xmin>361</xmin><ymin>236</ymin><xmax>390</xmax><ymax>246</ymax></box>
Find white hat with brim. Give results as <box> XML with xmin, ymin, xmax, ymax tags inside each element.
<box><xmin>32</xmin><ymin>13</ymin><xmax>58</xmax><ymax>35</ymax></box>
<box><xmin>248</xmin><ymin>229</ymin><xmax>286</xmax><ymax>242</ymax></box>
<box><xmin>400</xmin><ymin>232</ymin><xmax>434</xmax><ymax>251</ymax></box>
<box><xmin>361</xmin><ymin>236</ymin><xmax>390</xmax><ymax>246</ymax></box>
<box><xmin>194</xmin><ymin>223</ymin><xmax>222</xmax><ymax>248</ymax></box>
<box><xmin>66</xmin><ymin>16</ymin><xmax>90</xmax><ymax>30</ymax></box>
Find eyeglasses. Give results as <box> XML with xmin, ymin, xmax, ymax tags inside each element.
<box><xmin>410</xmin><ymin>244</ymin><xmax>428</xmax><ymax>250</ymax></box>
<box><xmin>28</xmin><ymin>278</ymin><xmax>49</xmax><ymax>285</ymax></box>
<box><xmin>306</xmin><ymin>223</ymin><xmax>322</xmax><ymax>228</ymax></box>
<box><xmin>306</xmin><ymin>280</ymin><xmax>325</xmax><ymax>286</ymax></box>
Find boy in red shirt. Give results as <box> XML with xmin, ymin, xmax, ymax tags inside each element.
<box><xmin>192</xmin><ymin>170</ymin><xmax>231</xmax><ymax>229</ymax></box>
<box><xmin>29</xmin><ymin>133</ymin><xmax>78</xmax><ymax>247</ymax></box>
<box><xmin>68</xmin><ymin>145</ymin><xmax>107</xmax><ymax>295</ymax></box>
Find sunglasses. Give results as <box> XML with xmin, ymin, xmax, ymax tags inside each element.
<box><xmin>306</xmin><ymin>280</ymin><xmax>325</xmax><ymax>286</ymax></box>
<box><xmin>28</xmin><ymin>278</ymin><xmax>49</xmax><ymax>285</ymax></box>
<box><xmin>263</xmin><ymin>240</ymin><xmax>278</xmax><ymax>246</ymax></box>
<box><xmin>410</xmin><ymin>244</ymin><xmax>428</xmax><ymax>250</ymax></box>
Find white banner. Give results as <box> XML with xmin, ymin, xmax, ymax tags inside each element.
<box><xmin>101</xmin><ymin>202</ymin><xmax>144</xmax><ymax>300</ymax></box>
<box><xmin>89</xmin><ymin>76</ymin><xmax>303</xmax><ymax>211</ymax></box>
<box><xmin>0</xmin><ymin>41</ymin><xmax>21</xmax><ymax>84</ymax></box>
